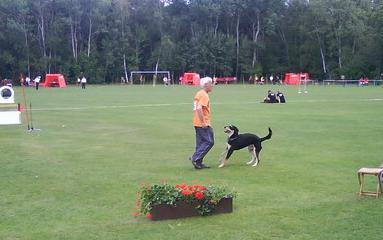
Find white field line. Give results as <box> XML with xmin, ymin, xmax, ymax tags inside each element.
<box><xmin>31</xmin><ymin>98</ymin><xmax>383</xmax><ymax>112</ymax></box>
<box><xmin>32</xmin><ymin>103</ymin><xmax>190</xmax><ymax>111</ymax></box>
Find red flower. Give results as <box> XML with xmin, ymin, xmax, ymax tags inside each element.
<box><xmin>194</xmin><ymin>191</ymin><xmax>204</xmax><ymax>200</ymax></box>
<box><xmin>146</xmin><ymin>213</ymin><xmax>153</xmax><ymax>219</ymax></box>
<box><xmin>181</xmin><ymin>189</ymin><xmax>193</xmax><ymax>196</ymax></box>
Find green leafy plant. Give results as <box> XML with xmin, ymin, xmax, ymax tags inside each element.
<box><xmin>136</xmin><ymin>183</ymin><xmax>236</xmax><ymax>216</ymax></box>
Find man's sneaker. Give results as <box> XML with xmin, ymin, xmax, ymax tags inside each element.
<box><xmin>192</xmin><ymin>161</ymin><xmax>203</xmax><ymax>169</ymax></box>
<box><xmin>200</xmin><ymin>163</ymin><xmax>210</xmax><ymax>169</ymax></box>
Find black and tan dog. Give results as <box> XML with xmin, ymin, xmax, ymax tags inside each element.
<box><xmin>218</xmin><ymin>125</ymin><xmax>272</xmax><ymax>168</ymax></box>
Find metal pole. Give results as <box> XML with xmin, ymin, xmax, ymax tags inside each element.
<box><xmin>29</xmin><ymin>102</ymin><xmax>34</xmax><ymax>130</ymax></box>
<box><xmin>20</xmin><ymin>74</ymin><xmax>31</xmax><ymax>130</ymax></box>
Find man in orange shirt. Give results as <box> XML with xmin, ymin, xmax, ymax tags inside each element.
<box><xmin>190</xmin><ymin>77</ymin><xmax>214</xmax><ymax>169</ymax></box>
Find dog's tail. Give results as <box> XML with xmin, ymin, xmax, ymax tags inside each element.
<box><xmin>260</xmin><ymin>128</ymin><xmax>272</xmax><ymax>142</ymax></box>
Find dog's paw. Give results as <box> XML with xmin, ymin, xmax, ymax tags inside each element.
<box><xmin>246</xmin><ymin>160</ymin><xmax>254</xmax><ymax>165</ymax></box>
<box><xmin>218</xmin><ymin>159</ymin><xmax>228</xmax><ymax>168</ymax></box>
<box><xmin>251</xmin><ymin>161</ymin><xmax>259</xmax><ymax>167</ymax></box>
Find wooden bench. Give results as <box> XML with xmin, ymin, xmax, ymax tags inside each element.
<box><xmin>357</xmin><ymin>168</ymin><xmax>383</xmax><ymax>198</ymax></box>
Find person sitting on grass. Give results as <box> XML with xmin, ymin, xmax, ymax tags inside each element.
<box><xmin>263</xmin><ymin>90</ymin><xmax>278</xmax><ymax>103</ymax></box>
<box><xmin>277</xmin><ymin>90</ymin><xmax>286</xmax><ymax>103</ymax></box>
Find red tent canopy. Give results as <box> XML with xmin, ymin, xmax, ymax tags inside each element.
<box><xmin>180</xmin><ymin>72</ymin><xmax>200</xmax><ymax>86</ymax></box>
<box><xmin>284</xmin><ymin>73</ymin><xmax>309</xmax><ymax>85</ymax></box>
<box><xmin>44</xmin><ymin>74</ymin><xmax>67</xmax><ymax>88</ymax></box>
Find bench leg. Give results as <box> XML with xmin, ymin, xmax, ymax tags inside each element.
<box><xmin>358</xmin><ymin>173</ymin><xmax>363</xmax><ymax>196</ymax></box>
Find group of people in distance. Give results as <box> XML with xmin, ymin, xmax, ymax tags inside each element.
<box><xmin>22</xmin><ymin>75</ymin><xmax>41</xmax><ymax>90</ymax></box>
<box><xmin>263</xmin><ymin>89</ymin><xmax>285</xmax><ymax>103</ymax></box>
<box><xmin>76</xmin><ymin>74</ymin><xmax>87</xmax><ymax>89</ymax></box>
<box><xmin>249</xmin><ymin>74</ymin><xmax>282</xmax><ymax>85</ymax></box>
<box><xmin>358</xmin><ymin>76</ymin><xmax>369</xmax><ymax>86</ymax></box>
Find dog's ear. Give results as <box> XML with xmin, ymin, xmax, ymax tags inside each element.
<box><xmin>232</xmin><ymin>125</ymin><xmax>239</xmax><ymax>133</ymax></box>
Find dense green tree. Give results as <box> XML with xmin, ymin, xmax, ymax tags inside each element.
<box><xmin>0</xmin><ymin>0</ymin><xmax>383</xmax><ymax>84</ymax></box>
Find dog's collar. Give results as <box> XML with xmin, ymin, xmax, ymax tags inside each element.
<box><xmin>229</xmin><ymin>136</ymin><xmax>239</xmax><ymax>141</ymax></box>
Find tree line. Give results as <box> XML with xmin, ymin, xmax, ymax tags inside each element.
<box><xmin>1</xmin><ymin>0</ymin><xmax>383</xmax><ymax>84</ymax></box>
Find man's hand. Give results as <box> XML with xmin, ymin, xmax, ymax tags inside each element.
<box><xmin>195</xmin><ymin>108</ymin><xmax>208</xmax><ymax>128</ymax></box>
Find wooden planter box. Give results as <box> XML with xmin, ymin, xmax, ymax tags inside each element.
<box><xmin>150</xmin><ymin>197</ymin><xmax>233</xmax><ymax>221</ymax></box>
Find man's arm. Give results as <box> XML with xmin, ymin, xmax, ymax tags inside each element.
<box><xmin>195</xmin><ymin>104</ymin><xmax>207</xmax><ymax>128</ymax></box>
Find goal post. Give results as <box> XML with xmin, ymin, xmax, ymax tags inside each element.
<box><xmin>130</xmin><ymin>71</ymin><xmax>171</xmax><ymax>86</ymax></box>
<box><xmin>298</xmin><ymin>73</ymin><xmax>308</xmax><ymax>94</ymax></box>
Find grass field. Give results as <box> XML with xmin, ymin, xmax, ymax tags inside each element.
<box><xmin>1</xmin><ymin>84</ymin><xmax>383</xmax><ymax>239</ymax></box>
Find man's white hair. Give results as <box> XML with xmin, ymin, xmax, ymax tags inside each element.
<box><xmin>200</xmin><ymin>77</ymin><xmax>213</xmax><ymax>87</ymax></box>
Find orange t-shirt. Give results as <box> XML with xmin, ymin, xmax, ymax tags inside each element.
<box><xmin>193</xmin><ymin>89</ymin><xmax>211</xmax><ymax>127</ymax></box>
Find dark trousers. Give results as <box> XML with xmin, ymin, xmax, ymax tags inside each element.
<box><xmin>191</xmin><ymin>126</ymin><xmax>214</xmax><ymax>164</ymax></box>
<box><xmin>81</xmin><ymin>83</ymin><xmax>86</xmax><ymax>89</ymax></box>
<box><xmin>35</xmin><ymin>82</ymin><xmax>39</xmax><ymax>90</ymax></box>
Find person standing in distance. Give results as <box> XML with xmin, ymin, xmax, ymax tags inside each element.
<box><xmin>81</xmin><ymin>75</ymin><xmax>87</xmax><ymax>89</ymax></box>
<box><xmin>25</xmin><ymin>76</ymin><xmax>31</xmax><ymax>87</ymax></box>
<box><xmin>34</xmin><ymin>75</ymin><xmax>41</xmax><ymax>90</ymax></box>
<box><xmin>190</xmin><ymin>77</ymin><xmax>214</xmax><ymax>169</ymax></box>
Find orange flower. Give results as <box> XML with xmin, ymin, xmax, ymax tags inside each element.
<box><xmin>209</xmin><ymin>200</ymin><xmax>217</xmax><ymax>205</ymax></box>
<box><xmin>132</xmin><ymin>212</ymin><xmax>141</xmax><ymax>217</ymax></box>
<box><xmin>146</xmin><ymin>213</ymin><xmax>153</xmax><ymax>219</ymax></box>
<box><xmin>175</xmin><ymin>184</ymin><xmax>187</xmax><ymax>189</ymax></box>
<box><xmin>193</xmin><ymin>185</ymin><xmax>206</xmax><ymax>191</ymax></box>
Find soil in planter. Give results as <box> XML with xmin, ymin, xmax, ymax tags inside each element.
<box><xmin>150</xmin><ymin>197</ymin><xmax>233</xmax><ymax>221</ymax></box>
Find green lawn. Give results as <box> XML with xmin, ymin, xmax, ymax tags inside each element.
<box><xmin>1</xmin><ymin>84</ymin><xmax>383</xmax><ymax>239</ymax></box>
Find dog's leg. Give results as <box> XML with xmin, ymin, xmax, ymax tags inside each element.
<box><xmin>218</xmin><ymin>144</ymin><xmax>229</xmax><ymax>168</ymax></box>
<box><xmin>218</xmin><ymin>149</ymin><xmax>228</xmax><ymax>162</ymax></box>
<box><xmin>246</xmin><ymin>145</ymin><xmax>257</xmax><ymax>165</ymax></box>
<box><xmin>219</xmin><ymin>145</ymin><xmax>233</xmax><ymax>168</ymax></box>
<box><xmin>251</xmin><ymin>150</ymin><xmax>260</xmax><ymax>167</ymax></box>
